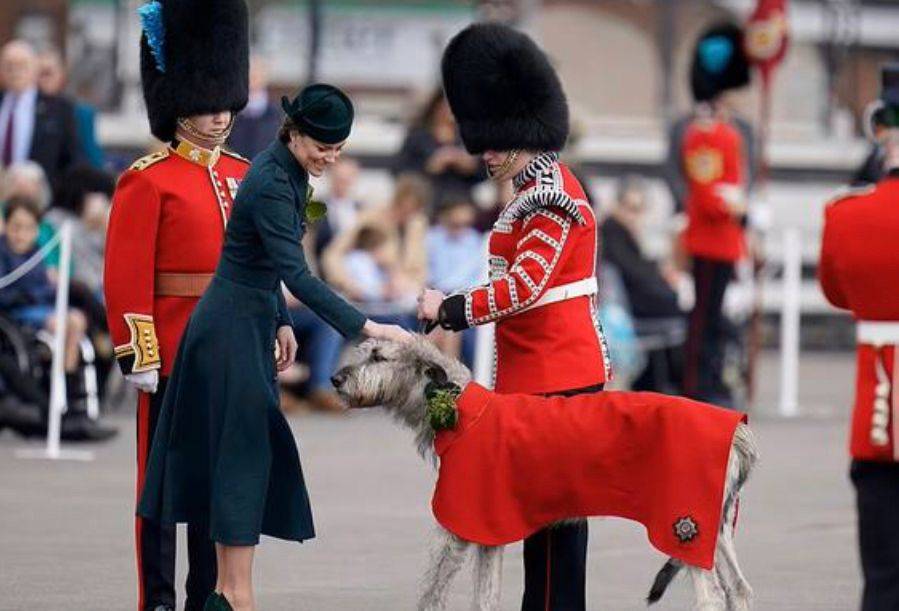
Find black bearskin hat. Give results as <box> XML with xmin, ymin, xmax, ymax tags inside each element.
<box><xmin>690</xmin><ymin>22</ymin><xmax>751</xmax><ymax>103</ymax></box>
<box><xmin>139</xmin><ymin>0</ymin><xmax>249</xmax><ymax>142</ymax></box>
<box><xmin>441</xmin><ymin>23</ymin><xmax>569</xmax><ymax>154</ymax></box>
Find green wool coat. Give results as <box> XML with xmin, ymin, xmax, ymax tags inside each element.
<box><xmin>138</xmin><ymin>140</ymin><xmax>366</xmax><ymax>545</ymax></box>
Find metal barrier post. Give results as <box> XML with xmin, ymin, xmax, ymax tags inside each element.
<box><xmin>17</xmin><ymin>223</ymin><xmax>93</xmax><ymax>461</ymax></box>
<box><xmin>778</xmin><ymin>227</ymin><xmax>801</xmax><ymax>417</ymax></box>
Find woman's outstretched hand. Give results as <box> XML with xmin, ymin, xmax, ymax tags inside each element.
<box><xmin>275</xmin><ymin>325</ymin><xmax>299</xmax><ymax>372</ymax></box>
<box><xmin>362</xmin><ymin>320</ymin><xmax>413</xmax><ymax>343</ymax></box>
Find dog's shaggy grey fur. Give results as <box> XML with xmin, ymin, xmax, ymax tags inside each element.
<box><xmin>333</xmin><ymin>338</ymin><xmax>758</xmax><ymax>611</ymax></box>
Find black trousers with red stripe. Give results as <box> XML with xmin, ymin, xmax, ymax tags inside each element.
<box><xmin>683</xmin><ymin>257</ymin><xmax>734</xmax><ymax>403</ymax></box>
<box><xmin>521</xmin><ymin>383</ymin><xmax>603</xmax><ymax>611</ymax></box>
<box><xmin>136</xmin><ymin>377</ymin><xmax>217</xmax><ymax>611</ymax></box>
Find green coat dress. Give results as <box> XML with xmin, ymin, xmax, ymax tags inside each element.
<box><xmin>137</xmin><ymin>141</ymin><xmax>366</xmax><ymax>545</ymax></box>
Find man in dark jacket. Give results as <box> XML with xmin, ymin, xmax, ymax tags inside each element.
<box><xmin>0</xmin><ymin>40</ymin><xmax>83</xmax><ymax>188</ymax></box>
<box><xmin>227</xmin><ymin>54</ymin><xmax>281</xmax><ymax>159</ymax></box>
<box><xmin>601</xmin><ymin>176</ymin><xmax>681</xmax><ymax>320</ymax></box>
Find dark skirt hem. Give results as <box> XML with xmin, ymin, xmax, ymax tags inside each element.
<box><xmin>135</xmin><ymin>509</ymin><xmax>315</xmax><ymax>545</ymax></box>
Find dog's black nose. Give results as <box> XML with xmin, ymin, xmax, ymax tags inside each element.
<box><xmin>331</xmin><ymin>369</ymin><xmax>348</xmax><ymax>388</ymax></box>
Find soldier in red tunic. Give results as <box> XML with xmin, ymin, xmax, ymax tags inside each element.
<box><xmin>818</xmin><ymin>65</ymin><xmax>899</xmax><ymax>611</ymax></box>
<box><xmin>417</xmin><ymin>24</ymin><xmax>610</xmax><ymax>610</ymax></box>
<box><xmin>679</xmin><ymin>23</ymin><xmax>752</xmax><ymax>404</ymax></box>
<box><xmin>103</xmin><ymin>1</ymin><xmax>250</xmax><ymax>609</ymax></box>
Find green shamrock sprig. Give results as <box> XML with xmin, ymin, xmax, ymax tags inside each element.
<box><xmin>425</xmin><ymin>382</ymin><xmax>461</xmax><ymax>431</ymax></box>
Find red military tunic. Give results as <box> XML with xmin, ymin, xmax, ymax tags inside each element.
<box><xmin>819</xmin><ymin>171</ymin><xmax>899</xmax><ymax>462</ymax></box>
<box><xmin>451</xmin><ymin>152</ymin><xmax>610</xmax><ymax>394</ymax></box>
<box><xmin>432</xmin><ymin>382</ymin><xmax>746</xmax><ymax>569</ymax></box>
<box><xmin>681</xmin><ymin>116</ymin><xmax>747</xmax><ymax>262</ymax></box>
<box><xmin>104</xmin><ymin>141</ymin><xmax>250</xmax><ymax>377</ymax></box>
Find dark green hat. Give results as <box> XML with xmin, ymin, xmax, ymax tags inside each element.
<box><xmin>280</xmin><ymin>83</ymin><xmax>354</xmax><ymax>144</ymax></box>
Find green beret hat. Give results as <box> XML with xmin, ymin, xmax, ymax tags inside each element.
<box><xmin>280</xmin><ymin>83</ymin><xmax>354</xmax><ymax>144</ymax></box>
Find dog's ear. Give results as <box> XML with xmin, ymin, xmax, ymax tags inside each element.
<box><xmin>424</xmin><ymin>364</ymin><xmax>448</xmax><ymax>386</ymax></box>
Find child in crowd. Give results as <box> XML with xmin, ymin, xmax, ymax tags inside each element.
<box><xmin>0</xmin><ymin>196</ymin><xmax>88</xmax><ymax>373</ymax></box>
<box><xmin>426</xmin><ymin>197</ymin><xmax>484</xmax><ymax>364</ymax></box>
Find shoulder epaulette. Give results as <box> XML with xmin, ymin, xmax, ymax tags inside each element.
<box><xmin>825</xmin><ymin>184</ymin><xmax>876</xmax><ymax>208</ymax></box>
<box><xmin>221</xmin><ymin>149</ymin><xmax>251</xmax><ymax>164</ymax></box>
<box><xmin>129</xmin><ymin>150</ymin><xmax>169</xmax><ymax>171</ymax></box>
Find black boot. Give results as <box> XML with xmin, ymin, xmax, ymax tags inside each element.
<box><xmin>203</xmin><ymin>593</ymin><xmax>233</xmax><ymax>611</ymax></box>
<box><xmin>0</xmin><ymin>395</ymin><xmax>44</xmax><ymax>437</ymax></box>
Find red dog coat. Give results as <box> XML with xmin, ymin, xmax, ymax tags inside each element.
<box><xmin>432</xmin><ymin>383</ymin><xmax>746</xmax><ymax>569</ymax></box>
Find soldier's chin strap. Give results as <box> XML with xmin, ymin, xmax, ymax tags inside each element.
<box><xmin>487</xmin><ymin>149</ymin><xmax>521</xmax><ymax>179</ymax></box>
<box><xmin>176</xmin><ymin>115</ymin><xmax>235</xmax><ymax>147</ymax></box>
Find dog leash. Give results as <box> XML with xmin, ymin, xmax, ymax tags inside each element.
<box><xmin>419</xmin><ymin>318</ymin><xmax>439</xmax><ymax>335</ymax></box>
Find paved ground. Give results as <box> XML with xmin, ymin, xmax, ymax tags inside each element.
<box><xmin>0</xmin><ymin>351</ymin><xmax>863</xmax><ymax>610</ymax></box>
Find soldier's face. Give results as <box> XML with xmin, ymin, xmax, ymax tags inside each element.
<box><xmin>187</xmin><ymin>111</ymin><xmax>233</xmax><ymax>140</ymax></box>
<box><xmin>289</xmin><ymin>133</ymin><xmax>346</xmax><ymax>177</ymax></box>
<box><xmin>482</xmin><ymin>150</ymin><xmax>529</xmax><ymax>181</ymax></box>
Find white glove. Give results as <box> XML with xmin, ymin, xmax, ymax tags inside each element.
<box><xmin>126</xmin><ymin>370</ymin><xmax>159</xmax><ymax>394</ymax></box>
<box><xmin>714</xmin><ymin>184</ymin><xmax>747</xmax><ymax>216</ymax></box>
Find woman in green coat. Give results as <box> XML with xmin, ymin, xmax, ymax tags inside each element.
<box><xmin>138</xmin><ymin>84</ymin><xmax>410</xmax><ymax>611</ymax></box>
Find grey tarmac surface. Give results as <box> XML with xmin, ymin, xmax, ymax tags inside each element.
<box><xmin>0</xmin><ymin>351</ymin><xmax>862</xmax><ymax>610</ymax></box>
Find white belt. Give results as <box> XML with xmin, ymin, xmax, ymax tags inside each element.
<box><xmin>856</xmin><ymin>321</ymin><xmax>899</xmax><ymax>458</ymax></box>
<box><xmin>518</xmin><ymin>277</ymin><xmax>598</xmax><ymax>315</ymax></box>
<box><xmin>856</xmin><ymin>321</ymin><xmax>899</xmax><ymax>346</ymax></box>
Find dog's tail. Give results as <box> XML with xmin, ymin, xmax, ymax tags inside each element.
<box><xmin>646</xmin><ymin>558</ymin><xmax>683</xmax><ymax>605</ymax></box>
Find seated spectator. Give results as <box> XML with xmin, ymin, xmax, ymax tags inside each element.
<box><xmin>323</xmin><ymin>172</ymin><xmax>429</xmax><ymax>307</ymax></box>
<box><xmin>345</xmin><ymin>225</ymin><xmax>394</xmax><ymax>302</ymax></box>
<box><xmin>601</xmin><ymin>176</ymin><xmax>681</xmax><ymax>319</ymax></box>
<box><xmin>426</xmin><ymin>197</ymin><xmax>484</xmax><ymax>364</ymax></box>
<box><xmin>0</xmin><ymin>196</ymin><xmax>88</xmax><ymax>376</ymax></box>
<box><xmin>2</xmin><ymin>161</ymin><xmax>59</xmax><ymax>269</ymax></box>
<box><xmin>53</xmin><ymin>164</ymin><xmax>116</xmax><ymax>386</ymax></box>
<box><xmin>312</xmin><ymin>156</ymin><xmax>363</xmax><ymax>267</ymax></box>
<box><xmin>601</xmin><ymin>176</ymin><xmax>684</xmax><ymax>393</ymax></box>
<box><xmin>341</xmin><ymin>225</ymin><xmax>417</xmax><ymax>326</ymax></box>
<box><xmin>395</xmin><ymin>88</ymin><xmax>484</xmax><ymax>207</ymax></box>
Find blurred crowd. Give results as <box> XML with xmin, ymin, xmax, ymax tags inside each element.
<box><xmin>0</xmin><ymin>42</ymin><xmax>741</xmax><ymax>438</ymax></box>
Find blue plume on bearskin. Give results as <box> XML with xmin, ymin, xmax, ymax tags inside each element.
<box><xmin>137</xmin><ymin>1</ymin><xmax>165</xmax><ymax>73</ymax></box>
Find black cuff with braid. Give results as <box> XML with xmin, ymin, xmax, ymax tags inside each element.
<box><xmin>438</xmin><ymin>294</ymin><xmax>469</xmax><ymax>331</ymax></box>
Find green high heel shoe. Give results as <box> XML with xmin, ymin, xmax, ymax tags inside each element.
<box><xmin>202</xmin><ymin>592</ymin><xmax>233</xmax><ymax>611</ymax></box>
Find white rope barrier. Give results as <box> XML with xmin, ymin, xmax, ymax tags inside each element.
<box><xmin>0</xmin><ymin>229</ymin><xmax>63</xmax><ymax>289</ymax></box>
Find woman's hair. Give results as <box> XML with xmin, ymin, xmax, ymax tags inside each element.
<box><xmin>413</xmin><ymin>87</ymin><xmax>448</xmax><ymax>129</ymax></box>
<box><xmin>54</xmin><ymin>164</ymin><xmax>115</xmax><ymax>215</ymax></box>
<box><xmin>354</xmin><ymin>224</ymin><xmax>390</xmax><ymax>252</ymax></box>
<box><xmin>278</xmin><ymin>116</ymin><xmax>300</xmax><ymax>144</ymax></box>
<box><xmin>2</xmin><ymin>161</ymin><xmax>52</xmax><ymax>211</ymax></box>
<box><xmin>392</xmin><ymin>172</ymin><xmax>432</xmax><ymax>212</ymax></box>
<box><xmin>3</xmin><ymin>195</ymin><xmax>44</xmax><ymax>224</ymax></box>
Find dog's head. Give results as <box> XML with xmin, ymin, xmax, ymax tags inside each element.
<box><xmin>331</xmin><ymin>337</ymin><xmax>468</xmax><ymax>412</ymax></box>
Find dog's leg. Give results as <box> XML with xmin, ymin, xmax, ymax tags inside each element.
<box><xmin>716</xmin><ymin>442</ymin><xmax>753</xmax><ymax>610</ymax></box>
<box><xmin>472</xmin><ymin>544</ymin><xmax>504</xmax><ymax>611</ymax></box>
<box><xmin>717</xmin><ymin>521</ymin><xmax>752</xmax><ymax>610</ymax></box>
<box><xmin>419</xmin><ymin>527</ymin><xmax>470</xmax><ymax>611</ymax></box>
<box><xmin>687</xmin><ymin>566</ymin><xmax>727</xmax><ymax>611</ymax></box>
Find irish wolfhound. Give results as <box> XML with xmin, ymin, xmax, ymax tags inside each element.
<box><xmin>331</xmin><ymin>338</ymin><xmax>758</xmax><ymax>611</ymax></box>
